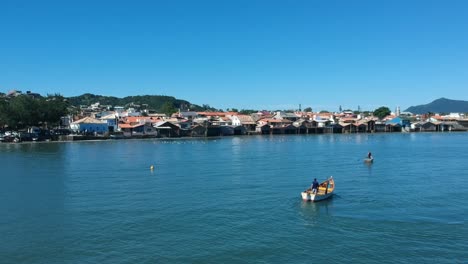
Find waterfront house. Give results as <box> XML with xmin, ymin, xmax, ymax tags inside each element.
<box><xmin>386</xmin><ymin>117</ymin><xmax>411</xmax><ymax>131</ymax></box>
<box><xmin>100</xmin><ymin>113</ymin><xmax>119</xmax><ymax>133</ymax></box>
<box><xmin>315</xmin><ymin>118</ymin><xmax>332</xmax><ymax>128</ymax></box>
<box><xmin>339</xmin><ymin>122</ymin><xmax>357</xmax><ymax>133</ymax></box>
<box><xmin>457</xmin><ymin>119</ymin><xmax>468</xmax><ymax>129</ymax></box>
<box><xmin>354</xmin><ymin>120</ymin><xmax>371</xmax><ymax>133</ymax></box>
<box><xmin>257</xmin><ymin>118</ymin><xmax>292</xmax><ymax>128</ymax></box>
<box><xmin>283</xmin><ymin>124</ymin><xmax>298</xmax><ymax>134</ymax></box>
<box><xmin>419</xmin><ymin>121</ymin><xmax>438</xmax><ymax>132</ymax></box>
<box><xmin>293</xmin><ymin>119</ymin><xmax>308</xmax><ymax>134</ymax></box>
<box><xmin>324</xmin><ymin>123</ymin><xmax>343</xmax><ymax>133</ymax></box>
<box><xmin>255</xmin><ymin>124</ymin><xmax>271</xmax><ymax>134</ymax></box>
<box><xmin>374</xmin><ymin>122</ymin><xmax>387</xmax><ymax>132</ymax></box>
<box><xmin>119</xmin><ymin>123</ymin><xmax>157</xmax><ymax>137</ymax></box>
<box><xmin>154</xmin><ymin>121</ymin><xmax>180</xmax><ymax>137</ymax></box>
<box><xmin>191</xmin><ymin>125</ymin><xmax>206</xmax><ymax>137</ymax></box>
<box><xmin>293</xmin><ymin>119</ymin><xmax>307</xmax><ymax>127</ymax></box>
<box><xmin>70</xmin><ymin>117</ymin><xmax>108</xmax><ymax>134</ymax></box>
<box><xmin>206</xmin><ymin>125</ymin><xmax>222</xmax><ymax>137</ymax></box>
<box><xmin>118</xmin><ymin>116</ymin><xmax>160</xmax><ymax>137</ymax></box>
<box><xmin>411</xmin><ymin>122</ymin><xmax>422</xmax><ymax>132</ymax></box>
<box><xmin>441</xmin><ymin>121</ymin><xmax>467</xmax><ymax>131</ymax></box>
<box><xmin>232</xmin><ymin>125</ymin><xmax>247</xmax><ymax>135</ymax></box>
<box><xmin>231</xmin><ymin>115</ymin><xmax>256</xmax><ymax>133</ymax></box>
<box><xmin>313</xmin><ymin>113</ymin><xmax>334</xmax><ymax>128</ymax></box>
<box><xmin>386</xmin><ymin>123</ymin><xmax>402</xmax><ymax>132</ymax></box>
<box><xmin>271</xmin><ymin>125</ymin><xmax>283</xmax><ymax>134</ymax></box>
<box><xmin>294</xmin><ymin>119</ymin><xmax>322</xmax><ymax>134</ymax></box>
<box><xmin>359</xmin><ymin>119</ymin><xmax>376</xmax><ymax>133</ymax></box>
<box><xmin>439</xmin><ymin>122</ymin><xmax>454</xmax><ymax>131</ymax></box>
<box><xmin>220</xmin><ymin>126</ymin><xmax>234</xmax><ymax>136</ymax></box>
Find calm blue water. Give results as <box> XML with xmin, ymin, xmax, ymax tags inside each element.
<box><xmin>1</xmin><ymin>133</ymin><xmax>467</xmax><ymax>263</ymax></box>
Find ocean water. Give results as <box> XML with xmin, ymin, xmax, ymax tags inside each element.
<box><xmin>0</xmin><ymin>133</ymin><xmax>467</xmax><ymax>263</ymax></box>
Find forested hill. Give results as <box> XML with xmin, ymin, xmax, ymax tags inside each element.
<box><xmin>66</xmin><ymin>93</ymin><xmax>214</xmax><ymax>112</ymax></box>
<box><xmin>405</xmin><ymin>98</ymin><xmax>468</xmax><ymax>114</ymax></box>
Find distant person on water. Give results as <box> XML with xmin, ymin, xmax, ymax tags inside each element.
<box><xmin>368</xmin><ymin>152</ymin><xmax>372</xmax><ymax>159</ymax></box>
<box><xmin>311</xmin><ymin>178</ymin><xmax>319</xmax><ymax>194</ymax></box>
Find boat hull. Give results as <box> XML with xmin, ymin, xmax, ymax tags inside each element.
<box><xmin>301</xmin><ymin>191</ymin><xmax>333</xmax><ymax>202</ymax></box>
<box><xmin>364</xmin><ymin>158</ymin><xmax>373</xmax><ymax>163</ymax></box>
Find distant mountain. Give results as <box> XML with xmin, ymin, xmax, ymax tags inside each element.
<box><xmin>66</xmin><ymin>93</ymin><xmax>215</xmax><ymax>112</ymax></box>
<box><xmin>405</xmin><ymin>98</ymin><xmax>468</xmax><ymax>114</ymax></box>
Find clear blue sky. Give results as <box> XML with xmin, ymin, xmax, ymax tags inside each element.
<box><xmin>1</xmin><ymin>0</ymin><xmax>468</xmax><ymax>111</ymax></box>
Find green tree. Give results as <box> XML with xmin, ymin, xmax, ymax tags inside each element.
<box><xmin>0</xmin><ymin>94</ymin><xmax>69</xmax><ymax>129</ymax></box>
<box><xmin>41</xmin><ymin>94</ymin><xmax>69</xmax><ymax>127</ymax></box>
<box><xmin>161</xmin><ymin>101</ymin><xmax>177</xmax><ymax>116</ymax></box>
<box><xmin>304</xmin><ymin>107</ymin><xmax>312</xmax><ymax>112</ymax></box>
<box><xmin>373</xmin><ymin>106</ymin><xmax>391</xmax><ymax>120</ymax></box>
<box><xmin>0</xmin><ymin>98</ymin><xmax>10</xmax><ymax>128</ymax></box>
<box><xmin>9</xmin><ymin>95</ymin><xmax>39</xmax><ymax>128</ymax></box>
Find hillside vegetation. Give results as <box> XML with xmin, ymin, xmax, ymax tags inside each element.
<box><xmin>405</xmin><ymin>98</ymin><xmax>468</xmax><ymax>114</ymax></box>
<box><xmin>67</xmin><ymin>93</ymin><xmax>215</xmax><ymax>113</ymax></box>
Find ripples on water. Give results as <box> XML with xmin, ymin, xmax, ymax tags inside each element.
<box><xmin>1</xmin><ymin>134</ymin><xmax>467</xmax><ymax>263</ymax></box>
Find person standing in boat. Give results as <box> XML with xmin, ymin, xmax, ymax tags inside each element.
<box><xmin>367</xmin><ymin>152</ymin><xmax>372</xmax><ymax>159</ymax></box>
<box><xmin>311</xmin><ymin>178</ymin><xmax>319</xmax><ymax>194</ymax></box>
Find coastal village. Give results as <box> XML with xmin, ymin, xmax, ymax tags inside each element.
<box><xmin>1</xmin><ymin>90</ymin><xmax>468</xmax><ymax>142</ymax></box>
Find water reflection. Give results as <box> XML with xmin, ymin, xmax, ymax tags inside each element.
<box><xmin>298</xmin><ymin>198</ymin><xmax>335</xmax><ymax>226</ymax></box>
<box><xmin>364</xmin><ymin>159</ymin><xmax>373</xmax><ymax>168</ymax></box>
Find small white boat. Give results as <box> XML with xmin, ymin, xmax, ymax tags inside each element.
<box><xmin>364</xmin><ymin>157</ymin><xmax>374</xmax><ymax>163</ymax></box>
<box><xmin>301</xmin><ymin>177</ymin><xmax>335</xmax><ymax>202</ymax></box>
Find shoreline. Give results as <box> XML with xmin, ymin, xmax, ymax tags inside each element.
<box><xmin>1</xmin><ymin>131</ymin><xmax>467</xmax><ymax>145</ymax></box>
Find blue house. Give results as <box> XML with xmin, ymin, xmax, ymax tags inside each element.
<box><xmin>386</xmin><ymin>117</ymin><xmax>411</xmax><ymax>128</ymax></box>
<box><xmin>100</xmin><ymin>113</ymin><xmax>119</xmax><ymax>132</ymax></box>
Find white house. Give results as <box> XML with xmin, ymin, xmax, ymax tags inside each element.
<box><xmin>70</xmin><ymin>117</ymin><xmax>108</xmax><ymax>134</ymax></box>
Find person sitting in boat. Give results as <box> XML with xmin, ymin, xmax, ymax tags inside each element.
<box><xmin>367</xmin><ymin>152</ymin><xmax>372</xmax><ymax>159</ymax></box>
<box><xmin>311</xmin><ymin>178</ymin><xmax>319</xmax><ymax>194</ymax></box>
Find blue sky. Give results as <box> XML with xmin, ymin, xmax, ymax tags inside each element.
<box><xmin>1</xmin><ymin>0</ymin><xmax>468</xmax><ymax>111</ymax></box>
